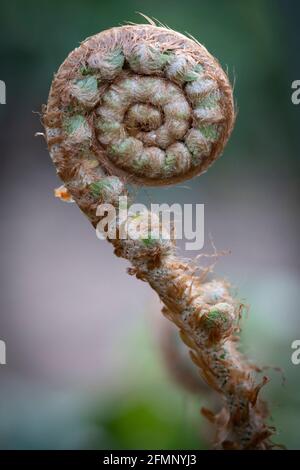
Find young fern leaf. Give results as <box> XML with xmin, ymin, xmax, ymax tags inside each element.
<box><xmin>43</xmin><ymin>23</ymin><xmax>276</xmax><ymax>450</ymax></box>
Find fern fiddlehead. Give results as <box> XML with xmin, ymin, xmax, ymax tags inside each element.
<box><xmin>43</xmin><ymin>23</ymin><xmax>275</xmax><ymax>449</ymax></box>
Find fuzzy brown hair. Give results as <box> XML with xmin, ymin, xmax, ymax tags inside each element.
<box><xmin>43</xmin><ymin>23</ymin><xmax>276</xmax><ymax>449</ymax></box>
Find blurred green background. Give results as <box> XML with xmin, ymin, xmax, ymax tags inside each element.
<box><xmin>0</xmin><ymin>0</ymin><xmax>299</xmax><ymax>450</ymax></box>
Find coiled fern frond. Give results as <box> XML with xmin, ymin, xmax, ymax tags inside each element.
<box><xmin>43</xmin><ymin>23</ymin><xmax>275</xmax><ymax>449</ymax></box>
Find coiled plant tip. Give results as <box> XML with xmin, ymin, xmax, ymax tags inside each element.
<box><xmin>43</xmin><ymin>22</ymin><xmax>277</xmax><ymax>449</ymax></box>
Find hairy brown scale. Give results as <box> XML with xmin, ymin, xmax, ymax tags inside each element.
<box><xmin>43</xmin><ymin>24</ymin><xmax>276</xmax><ymax>449</ymax></box>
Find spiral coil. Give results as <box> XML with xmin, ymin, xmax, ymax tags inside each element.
<box><xmin>44</xmin><ymin>25</ymin><xmax>234</xmax><ymax>197</ymax></box>
<box><xmin>43</xmin><ymin>25</ymin><xmax>275</xmax><ymax>450</ymax></box>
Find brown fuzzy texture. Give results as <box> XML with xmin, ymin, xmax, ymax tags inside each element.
<box><xmin>44</xmin><ymin>24</ymin><xmax>234</xmax><ymax>188</ymax></box>
<box><xmin>43</xmin><ymin>23</ymin><xmax>276</xmax><ymax>449</ymax></box>
<box><xmin>159</xmin><ymin>319</ymin><xmax>212</xmax><ymax>395</ymax></box>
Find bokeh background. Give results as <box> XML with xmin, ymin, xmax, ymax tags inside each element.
<box><xmin>0</xmin><ymin>0</ymin><xmax>299</xmax><ymax>449</ymax></box>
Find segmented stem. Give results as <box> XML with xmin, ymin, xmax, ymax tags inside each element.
<box><xmin>43</xmin><ymin>24</ymin><xmax>275</xmax><ymax>449</ymax></box>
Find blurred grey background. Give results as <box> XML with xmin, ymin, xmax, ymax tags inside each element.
<box><xmin>0</xmin><ymin>0</ymin><xmax>299</xmax><ymax>449</ymax></box>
